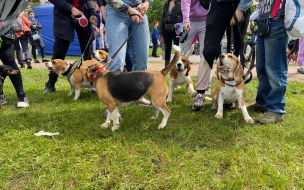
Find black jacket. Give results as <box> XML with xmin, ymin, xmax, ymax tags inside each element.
<box><xmin>160</xmin><ymin>0</ymin><xmax>182</xmax><ymax>36</ymax></box>
<box><xmin>49</xmin><ymin>0</ymin><xmax>96</xmax><ymax>42</ymax></box>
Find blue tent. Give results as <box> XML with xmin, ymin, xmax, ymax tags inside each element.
<box><xmin>32</xmin><ymin>4</ymin><xmax>82</xmax><ymax>56</ymax></box>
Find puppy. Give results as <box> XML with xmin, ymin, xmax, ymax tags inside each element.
<box><xmin>45</xmin><ymin>50</ymin><xmax>108</xmax><ymax>100</ymax></box>
<box><xmin>211</xmin><ymin>53</ymin><xmax>254</xmax><ymax>124</ymax></box>
<box><xmin>0</xmin><ymin>65</ymin><xmax>19</xmax><ymax>107</ymax></box>
<box><xmin>166</xmin><ymin>45</ymin><xmax>196</xmax><ymax>103</ymax></box>
<box><xmin>87</xmin><ymin>45</ymin><xmax>181</xmax><ymax>131</ymax></box>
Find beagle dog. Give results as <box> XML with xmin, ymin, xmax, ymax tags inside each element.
<box><xmin>0</xmin><ymin>65</ymin><xmax>19</xmax><ymax>108</ymax></box>
<box><xmin>166</xmin><ymin>45</ymin><xmax>196</xmax><ymax>103</ymax></box>
<box><xmin>211</xmin><ymin>53</ymin><xmax>254</xmax><ymax>124</ymax></box>
<box><xmin>45</xmin><ymin>50</ymin><xmax>108</xmax><ymax>100</ymax></box>
<box><xmin>87</xmin><ymin>45</ymin><xmax>181</xmax><ymax>131</ymax></box>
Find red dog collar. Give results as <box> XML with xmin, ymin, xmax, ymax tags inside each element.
<box><xmin>89</xmin><ymin>65</ymin><xmax>106</xmax><ymax>81</ymax></box>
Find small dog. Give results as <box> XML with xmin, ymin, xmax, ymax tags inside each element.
<box><xmin>166</xmin><ymin>45</ymin><xmax>196</xmax><ymax>103</ymax></box>
<box><xmin>45</xmin><ymin>50</ymin><xmax>108</xmax><ymax>100</ymax></box>
<box><xmin>0</xmin><ymin>65</ymin><xmax>19</xmax><ymax>107</ymax></box>
<box><xmin>86</xmin><ymin>45</ymin><xmax>181</xmax><ymax>131</ymax></box>
<box><xmin>211</xmin><ymin>53</ymin><xmax>254</xmax><ymax>124</ymax></box>
<box><xmin>289</xmin><ymin>53</ymin><xmax>298</xmax><ymax>64</ymax></box>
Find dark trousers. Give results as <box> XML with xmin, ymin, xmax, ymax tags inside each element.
<box><xmin>46</xmin><ymin>24</ymin><xmax>93</xmax><ymax>87</ymax></box>
<box><xmin>0</xmin><ymin>44</ymin><xmax>25</xmax><ymax>98</ymax></box>
<box><xmin>32</xmin><ymin>44</ymin><xmax>46</xmax><ymax>59</ymax></box>
<box><xmin>163</xmin><ymin>28</ymin><xmax>180</xmax><ymax>63</ymax></box>
<box><xmin>152</xmin><ymin>39</ymin><xmax>158</xmax><ymax>56</ymax></box>
<box><xmin>203</xmin><ymin>0</ymin><xmax>240</xmax><ymax>69</ymax></box>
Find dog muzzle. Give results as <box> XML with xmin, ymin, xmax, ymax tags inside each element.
<box><xmin>72</xmin><ymin>14</ymin><xmax>88</xmax><ymax>27</ymax></box>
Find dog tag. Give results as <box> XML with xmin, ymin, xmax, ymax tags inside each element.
<box><xmin>232</xmin><ymin>88</ymin><xmax>236</xmax><ymax>94</ymax></box>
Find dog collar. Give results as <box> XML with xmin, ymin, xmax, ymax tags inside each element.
<box><xmin>225</xmin><ymin>78</ymin><xmax>235</xmax><ymax>81</ymax></box>
<box><xmin>89</xmin><ymin>65</ymin><xmax>106</xmax><ymax>81</ymax></box>
<box><xmin>62</xmin><ymin>63</ymin><xmax>73</xmax><ymax>76</ymax></box>
<box><xmin>222</xmin><ymin>78</ymin><xmax>242</xmax><ymax>87</ymax></box>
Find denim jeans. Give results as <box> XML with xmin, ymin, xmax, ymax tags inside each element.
<box><xmin>256</xmin><ymin>16</ymin><xmax>288</xmax><ymax>114</ymax></box>
<box><xmin>13</xmin><ymin>35</ymin><xmax>31</xmax><ymax>65</ymax></box>
<box><xmin>105</xmin><ymin>2</ymin><xmax>149</xmax><ymax>72</ymax></box>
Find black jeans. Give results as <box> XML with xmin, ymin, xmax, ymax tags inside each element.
<box><xmin>152</xmin><ymin>39</ymin><xmax>158</xmax><ymax>56</ymax></box>
<box><xmin>163</xmin><ymin>27</ymin><xmax>180</xmax><ymax>64</ymax></box>
<box><xmin>46</xmin><ymin>24</ymin><xmax>93</xmax><ymax>87</ymax></box>
<box><xmin>0</xmin><ymin>44</ymin><xmax>26</xmax><ymax>98</ymax></box>
<box><xmin>203</xmin><ymin>0</ymin><xmax>240</xmax><ymax>69</ymax></box>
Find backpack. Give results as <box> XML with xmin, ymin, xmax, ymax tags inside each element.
<box><xmin>169</xmin><ymin>0</ymin><xmax>183</xmax><ymax>24</ymax></box>
<box><xmin>12</xmin><ymin>17</ymin><xmax>23</xmax><ymax>32</ymax></box>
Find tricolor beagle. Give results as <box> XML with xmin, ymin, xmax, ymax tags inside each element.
<box><xmin>45</xmin><ymin>50</ymin><xmax>108</xmax><ymax>100</ymax></box>
<box><xmin>87</xmin><ymin>45</ymin><xmax>181</xmax><ymax>131</ymax></box>
<box><xmin>211</xmin><ymin>53</ymin><xmax>254</xmax><ymax>124</ymax></box>
<box><xmin>166</xmin><ymin>45</ymin><xmax>196</xmax><ymax>103</ymax></box>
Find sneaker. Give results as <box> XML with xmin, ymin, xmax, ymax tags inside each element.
<box><xmin>297</xmin><ymin>67</ymin><xmax>304</xmax><ymax>74</ymax></box>
<box><xmin>42</xmin><ymin>59</ymin><xmax>50</xmax><ymax>62</ymax></box>
<box><xmin>34</xmin><ymin>59</ymin><xmax>40</xmax><ymax>63</ymax></box>
<box><xmin>26</xmin><ymin>60</ymin><xmax>32</xmax><ymax>69</ymax></box>
<box><xmin>88</xmin><ymin>87</ymin><xmax>96</xmax><ymax>92</ymax></box>
<box><xmin>0</xmin><ymin>95</ymin><xmax>7</xmax><ymax>105</ymax></box>
<box><xmin>247</xmin><ymin>102</ymin><xmax>268</xmax><ymax>113</ymax></box>
<box><xmin>17</xmin><ymin>97</ymin><xmax>29</xmax><ymax>108</ymax></box>
<box><xmin>257</xmin><ymin>111</ymin><xmax>284</xmax><ymax>124</ymax></box>
<box><xmin>192</xmin><ymin>93</ymin><xmax>204</xmax><ymax>111</ymax></box>
<box><xmin>138</xmin><ymin>97</ymin><xmax>152</xmax><ymax>106</ymax></box>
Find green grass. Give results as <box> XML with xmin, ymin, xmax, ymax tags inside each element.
<box><xmin>1</xmin><ymin>67</ymin><xmax>304</xmax><ymax>189</ymax></box>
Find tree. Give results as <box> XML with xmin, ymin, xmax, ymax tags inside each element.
<box><xmin>147</xmin><ymin>0</ymin><xmax>166</xmax><ymax>31</ymax></box>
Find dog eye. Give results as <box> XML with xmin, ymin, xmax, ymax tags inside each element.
<box><xmin>228</xmin><ymin>55</ymin><xmax>233</xmax><ymax>58</ymax></box>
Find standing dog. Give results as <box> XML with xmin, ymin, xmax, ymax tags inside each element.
<box><xmin>211</xmin><ymin>54</ymin><xmax>254</xmax><ymax>124</ymax></box>
<box><xmin>0</xmin><ymin>65</ymin><xmax>19</xmax><ymax>107</ymax></box>
<box><xmin>45</xmin><ymin>50</ymin><xmax>108</xmax><ymax>100</ymax></box>
<box><xmin>166</xmin><ymin>45</ymin><xmax>196</xmax><ymax>103</ymax></box>
<box><xmin>87</xmin><ymin>45</ymin><xmax>181</xmax><ymax>131</ymax></box>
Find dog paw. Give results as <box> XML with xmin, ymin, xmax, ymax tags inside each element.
<box><xmin>111</xmin><ymin>125</ymin><xmax>119</xmax><ymax>131</ymax></box>
<box><xmin>166</xmin><ymin>99</ymin><xmax>172</xmax><ymax>103</ymax></box>
<box><xmin>68</xmin><ymin>93</ymin><xmax>72</xmax><ymax>96</ymax></box>
<box><xmin>101</xmin><ymin>123</ymin><xmax>110</xmax><ymax>128</ymax></box>
<box><xmin>158</xmin><ymin>124</ymin><xmax>166</xmax><ymax>129</ymax></box>
<box><xmin>73</xmin><ymin>97</ymin><xmax>79</xmax><ymax>101</ymax></box>
<box><xmin>245</xmin><ymin>117</ymin><xmax>255</xmax><ymax>124</ymax></box>
<box><xmin>215</xmin><ymin>113</ymin><xmax>223</xmax><ymax>119</ymax></box>
<box><xmin>150</xmin><ymin>116</ymin><xmax>157</xmax><ymax>120</ymax></box>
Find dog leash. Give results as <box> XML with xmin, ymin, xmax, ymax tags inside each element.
<box><xmin>106</xmin><ymin>23</ymin><xmax>140</xmax><ymax>67</ymax></box>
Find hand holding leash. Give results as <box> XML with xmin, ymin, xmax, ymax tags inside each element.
<box><xmin>127</xmin><ymin>7</ymin><xmax>143</xmax><ymax>24</ymax></box>
<box><xmin>182</xmin><ymin>22</ymin><xmax>190</xmax><ymax>32</ymax></box>
<box><xmin>137</xmin><ymin>2</ymin><xmax>149</xmax><ymax>15</ymax></box>
<box><xmin>71</xmin><ymin>7</ymin><xmax>83</xmax><ymax>18</ymax></box>
<box><xmin>90</xmin><ymin>15</ymin><xmax>98</xmax><ymax>26</ymax></box>
<box><xmin>230</xmin><ymin>10</ymin><xmax>244</xmax><ymax>26</ymax></box>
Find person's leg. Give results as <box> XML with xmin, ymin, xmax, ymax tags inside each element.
<box><xmin>203</xmin><ymin>0</ymin><xmax>239</xmax><ymax>69</ymax></box>
<box><xmin>20</xmin><ymin>35</ymin><xmax>31</xmax><ymax>62</ymax></box>
<box><xmin>179</xmin><ymin>21</ymin><xmax>197</xmax><ymax>55</ymax></box>
<box><xmin>106</xmin><ymin>5</ymin><xmax>131</xmax><ymax>72</ymax></box>
<box><xmin>13</xmin><ymin>39</ymin><xmax>25</xmax><ymax>67</ymax></box>
<box><xmin>129</xmin><ymin>15</ymin><xmax>149</xmax><ymax>71</ymax></box>
<box><xmin>297</xmin><ymin>37</ymin><xmax>304</xmax><ymax>73</ymax></box>
<box><xmin>152</xmin><ymin>39</ymin><xmax>158</xmax><ymax>56</ymax></box>
<box><xmin>43</xmin><ymin>37</ymin><xmax>70</xmax><ymax>94</ymax></box>
<box><xmin>163</xmin><ymin>29</ymin><xmax>174</xmax><ymax>66</ymax></box>
<box><xmin>125</xmin><ymin>43</ymin><xmax>133</xmax><ymax>71</ymax></box>
<box><xmin>32</xmin><ymin>45</ymin><xmax>38</xmax><ymax>61</ymax></box>
<box><xmin>75</xmin><ymin>25</ymin><xmax>93</xmax><ymax>61</ymax></box>
<box><xmin>0</xmin><ymin>44</ymin><xmax>28</xmax><ymax>107</ymax></box>
<box><xmin>40</xmin><ymin>45</ymin><xmax>49</xmax><ymax>62</ymax></box>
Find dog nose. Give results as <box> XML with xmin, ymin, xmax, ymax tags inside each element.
<box><xmin>219</xmin><ymin>54</ymin><xmax>225</xmax><ymax>59</ymax></box>
<box><xmin>177</xmin><ymin>63</ymin><xmax>182</xmax><ymax>68</ymax></box>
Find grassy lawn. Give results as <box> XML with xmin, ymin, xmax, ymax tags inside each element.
<box><xmin>1</xmin><ymin>66</ymin><xmax>304</xmax><ymax>189</ymax></box>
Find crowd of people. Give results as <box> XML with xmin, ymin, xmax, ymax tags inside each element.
<box><xmin>0</xmin><ymin>0</ymin><xmax>300</xmax><ymax>124</ymax></box>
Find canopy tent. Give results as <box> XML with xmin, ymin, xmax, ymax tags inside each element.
<box><xmin>32</xmin><ymin>4</ymin><xmax>83</xmax><ymax>56</ymax></box>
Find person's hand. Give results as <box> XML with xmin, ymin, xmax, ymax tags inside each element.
<box><xmin>71</xmin><ymin>7</ymin><xmax>83</xmax><ymax>17</ymax></box>
<box><xmin>183</xmin><ymin>22</ymin><xmax>190</xmax><ymax>32</ymax></box>
<box><xmin>128</xmin><ymin>7</ymin><xmax>144</xmax><ymax>24</ymax></box>
<box><xmin>90</xmin><ymin>15</ymin><xmax>98</xmax><ymax>26</ymax></box>
<box><xmin>0</xmin><ymin>22</ymin><xmax>4</xmax><ymax>30</ymax></box>
<box><xmin>230</xmin><ymin>9</ymin><xmax>244</xmax><ymax>26</ymax></box>
<box><xmin>137</xmin><ymin>2</ymin><xmax>149</xmax><ymax>16</ymax></box>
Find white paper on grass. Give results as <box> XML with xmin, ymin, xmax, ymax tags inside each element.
<box><xmin>34</xmin><ymin>130</ymin><xmax>60</xmax><ymax>136</ymax></box>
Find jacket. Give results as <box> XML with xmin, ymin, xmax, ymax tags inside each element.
<box><xmin>160</xmin><ymin>0</ymin><xmax>182</xmax><ymax>35</ymax></box>
<box><xmin>49</xmin><ymin>0</ymin><xmax>96</xmax><ymax>42</ymax></box>
<box><xmin>15</xmin><ymin>14</ymin><xmax>31</xmax><ymax>38</ymax></box>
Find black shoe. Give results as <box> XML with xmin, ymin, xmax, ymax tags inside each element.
<box><xmin>42</xmin><ymin>59</ymin><xmax>50</xmax><ymax>62</ymax></box>
<box><xmin>26</xmin><ymin>60</ymin><xmax>32</xmax><ymax>69</ymax></box>
<box><xmin>34</xmin><ymin>59</ymin><xmax>40</xmax><ymax>63</ymax></box>
<box><xmin>42</xmin><ymin>87</ymin><xmax>56</xmax><ymax>94</ymax></box>
<box><xmin>152</xmin><ymin>55</ymin><xmax>160</xmax><ymax>58</ymax></box>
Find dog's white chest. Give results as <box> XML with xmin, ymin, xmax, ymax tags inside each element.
<box><xmin>220</xmin><ymin>86</ymin><xmax>243</xmax><ymax>103</ymax></box>
<box><xmin>174</xmin><ymin>73</ymin><xmax>190</xmax><ymax>85</ymax></box>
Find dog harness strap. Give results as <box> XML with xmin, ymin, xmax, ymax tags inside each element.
<box><xmin>89</xmin><ymin>65</ymin><xmax>106</xmax><ymax>81</ymax></box>
<box><xmin>65</xmin><ymin>60</ymin><xmax>81</xmax><ymax>81</ymax></box>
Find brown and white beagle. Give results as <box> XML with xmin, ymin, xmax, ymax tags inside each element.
<box><xmin>45</xmin><ymin>50</ymin><xmax>108</xmax><ymax>100</ymax></box>
<box><xmin>166</xmin><ymin>45</ymin><xmax>196</xmax><ymax>103</ymax></box>
<box><xmin>211</xmin><ymin>53</ymin><xmax>254</xmax><ymax>124</ymax></box>
<box><xmin>86</xmin><ymin>45</ymin><xmax>181</xmax><ymax>131</ymax></box>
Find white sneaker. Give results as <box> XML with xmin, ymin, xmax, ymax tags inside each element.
<box><xmin>17</xmin><ymin>97</ymin><xmax>29</xmax><ymax>108</ymax></box>
<box><xmin>88</xmin><ymin>87</ymin><xmax>96</xmax><ymax>92</ymax></box>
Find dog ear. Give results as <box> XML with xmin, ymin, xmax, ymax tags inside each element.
<box><xmin>185</xmin><ymin>60</ymin><xmax>191</xmax><ymax>77</ymax></box>
<box><xmin>234</xmin><ymin>59</ymin><xmax>243</xmax><ymax>82</ymax></box>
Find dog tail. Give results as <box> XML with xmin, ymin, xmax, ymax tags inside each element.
<box><xmin>161</xmin><ymin>45</ymin><xmax>181</xmax><ymax>76</ymax></box>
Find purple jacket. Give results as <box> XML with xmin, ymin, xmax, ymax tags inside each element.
<box><xmin>181</xmin><ymin>0</ymin><xmax>208</xmax><ymax>23</ymax></box>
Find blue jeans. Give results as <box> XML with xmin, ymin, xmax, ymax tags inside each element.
<box><xmin>256</xmin><ymin>16</ymin><xmax>288</xmax><ymax>114</ymax></box>
<box><xmin>105</xmin><ymin>2</ymin><xmax>149</xmax><ymax>72</ymax></box>
<box><xmin>13</xmin><ymin>35</ymin><xmax>31</xmax><ymax>65</ymax></box>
